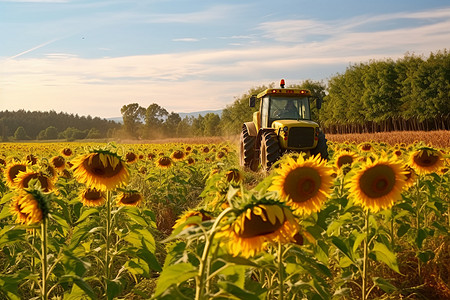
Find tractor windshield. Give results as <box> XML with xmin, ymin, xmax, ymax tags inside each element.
<box><xmin>268</xmin><ymin>96</ymin><xmax>311</xmax><ymax>123</ymax></box>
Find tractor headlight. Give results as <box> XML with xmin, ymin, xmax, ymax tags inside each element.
<box><xmin>283</xmin><ymin>126</ymin><xmax>288</xmax><ymax>132</ymax></box>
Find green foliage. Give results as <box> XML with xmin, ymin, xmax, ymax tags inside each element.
<box><xmin>0</xmin><ymin>110</ymin><xmax>118</xmax><ymax>140</ymax></box>
<box><xmin>13</xmin><ymin>126</ymin><xmax>29</xmax><ymax>140</ymax></box>
<box><xmin>322</xmin><ymin>49</ymin><xmax>450</xmax><ymax>132</ymax></box>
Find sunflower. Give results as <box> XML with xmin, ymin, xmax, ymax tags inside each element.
<box><xmin>61</xmin><ymin>147</ymin><xmax>73</xmax><ymax>157</ymax></box>
<box><xmin>51</xmin><ymin>155</ymin><xmax>66</xmax><ymax>170</ymax></box>
<box><xmin>216</xmin><ymin>151</ymin><xmax>226</xmax><ymax>159</ymax></box>
<box><xmin>72</xmin><ymin>150</ymin><xmax>129</xmax><ymax>191</ymax></box>
<box><xmin>170</xmin><ymin>150</ymin><xmax>185</xmax><ymax>161</ymax></box>
<box><xmin>173</xmin><ymin>209</ymin><xmax>212</xmax><ymax>230</ymax></box>
<box><xmin>11</xmin><ymin>189</ymin><xmax>49</xmax><ymax>225</ymax></box>
<box><xmin>335</xmin><ymin>150</ymin><xmax>358</xmax><ymax>170</ymax></box>
<box><xmin>26</xmin><ymin>154</ymin><xmax>37</xmax><ymax>165</ymax></box>
<box><xmin>358</xmin><ymin>143</ymin><xmax>373</xmax><ymax>152</ymax></box>
<box><xmin>116</xmin><ymin>190</ymin><xmax>142</xmax><ymax>206</ymax></box>
<box><xmin>409</xmin><ymin>147</ymin><xmax>444</xmax><ymax>175</ymax></box>
<box><xmin>80</xmin><ymin>188</ymin><xmax>106</xmax><ymax>207</ymax></box>
<box><xmin>269</xmin><ymin>155</ymin><xmax>334</xmax><ymax>215</ymax></box>
<box><xmin>202</xmin><ymin>146</ymin><xmax>210</xmax><ymax>154</ymax></box>
<box><xmin>125</xmin><ymin>152</ymin><xmax>138</xmax><ymax>164</ymax></box>
<box><xmin>187</xmin><ymin>157</ymin><xmax>195</xmax><ymax>165</ymax></box>
<box><xmin>225</xmin><ymin>168</ymin><xmax>242</xmax><ymax>184</ymax></box>
<box><xmin>156</xmin><ymin>156</ymin><xmax>173</xmax><ymax>169</ymax></box>
<box><xmin>403</xmin><ymin>164</ymin><xmax>417</xmax><ymax>189</ymax></box>
<box><xmin>219</xmin><ymin>203</ymin><xmax>299</xmax><ymax>258</ymax></box>
<box><xmin>347</xmin><ymin>155</ymin><xmax>407</xmax><ymax>212</ymax></box>
<box><xmin>5</xmin><ymin>162</ymin><xmax>27</xmax><ymax>188</ymax></box>
<box><xmin>14</xmin><ymin>171</ymin><xmax>54</xmax><ymax>192</ymax></box>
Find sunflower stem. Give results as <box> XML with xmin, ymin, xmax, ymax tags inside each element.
<box><xmin>31</xmin><ymin>229</ymin><xmax>36</xmax><ymax>292</ymax></box>
<box><xmin>195</xmin><ymin>207</ymin><xmax>233</xmax><ymax>300</ymax></box>
<box><xmin>362</xmin><ymin>209</ymin><xmax>370</xmax><ymax>300</ymax></box>
<box><xmin>41</xmin><ymin>217</ymin><xmax>48</xmax><ymax>300</ymax></box>
<box><xmin>105</xmin><ymin>190</ymin><xmax>111</xmax><ymax>282</ymax></box>
<box><xmin>390</xmin><ymin>207</ymin><xmax>395</xmax><ymax>250</ymax></box>
<box><xmin>278</xmin><ymin>241</ymin><xmax>285</xmax><ymax>300</ymax></box>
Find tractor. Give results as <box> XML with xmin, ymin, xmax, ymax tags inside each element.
<box><xmin>239</xmin><ymin>79</ymin><xmax>328</xmax><ymax>171</ymax></box>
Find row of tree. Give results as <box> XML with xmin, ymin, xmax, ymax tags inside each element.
<box><xmin>120</xmin><ymin>103</ymin><xmax>221</xmax><ymax>139</ymax></box>
<box><xmin>0</xmin><ymin>110</ymin><xmax>119</xmax><ymax>141</ymax></box>
<box><xmin>319</xmin><ymin>49</ymin><xmax>449</xmax><ymax>133</ymax></box>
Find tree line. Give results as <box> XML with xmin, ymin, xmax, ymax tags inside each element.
<box><xmin>319</xmin><ymin>49</ymin><xmax>449</xmax><ymax>133</ymax></box>
<box><xmin>0</xmin><ymin>110</ymin><xmax>119</xmax><ymax>141</ymax></box>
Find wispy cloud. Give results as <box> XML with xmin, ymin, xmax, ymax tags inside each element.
<box><xmin>8</xmin><ymin>38</ymin><xmax>59</xmax><ymax>59</ymax></box>
<box><xmin>257</xmin><ymin>7</ymin><xmax>450</xmax><ymax>43</ymax></box>
<box><xmin>172</xmin><ymin>38</ymin><xmax>201</xmax><ymax>42</ymax></box>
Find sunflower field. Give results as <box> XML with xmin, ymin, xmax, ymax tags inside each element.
<box><xmin>0</xmin><ymin>140</ymin><xmax>449</xmax><ymax>300</ymax></box>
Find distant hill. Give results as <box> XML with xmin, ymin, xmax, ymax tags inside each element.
<box><xmin>108</xmin><ymin>109</ymin><xmax>223</xmax><ymax>124</ymax></box>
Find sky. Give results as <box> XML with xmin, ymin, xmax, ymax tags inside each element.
<box><xmin>0</xmin><ymin>0</ymin><xmax>449</xmax><ymax>119</ymax></box>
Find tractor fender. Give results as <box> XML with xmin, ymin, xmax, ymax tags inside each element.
<box><xmin>243</xmin><ymin>122</ymin><xmax>257</xmax><ymax>137</ymax></box>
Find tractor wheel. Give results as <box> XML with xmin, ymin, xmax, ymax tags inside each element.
<box><xmin>239</xmin><ymin>126</ymin><xmax>257</xmax><ymax>170</ymax></box>
<box><xmin>310</xmin><ymin>131</ymin><xmax>329</xmax><ymax>160</ymax></box>
<box><xmin>260</xmin><ymin>131</ymin><xmax>280</xmax><ymax>171</ymax></box>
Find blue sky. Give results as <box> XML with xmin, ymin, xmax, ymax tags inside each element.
<box><xmin>1</xmin><ymin>0</ymin><xmax>449</xmax><ymax>118</ymax></box>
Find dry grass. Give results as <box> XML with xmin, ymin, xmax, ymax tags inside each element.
<box><xmin>326</xmin><ymin>130</ymin><xmax>450</xmax><ymax>148</ymax></box>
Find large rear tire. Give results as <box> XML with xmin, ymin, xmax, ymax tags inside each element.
<box><xmin>310</xmin><ymin>131</ymin><xmax>328</xmax><ymax>160</ymax></box>
<box><xmin>260</xmin><ymin>131</ymin><xmax>280</xmax><ymax>171</ymax></box>
<box><xmin>239</xmin><ymin>126</ymin><xmax>257</xmax><ymax>170</ymax></box>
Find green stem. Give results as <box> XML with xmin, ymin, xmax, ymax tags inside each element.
<box><xmin>195</xmin><ymin>207</ymin><xmax>233</xmax><ymax>300</ymax></box>
<box><xmin>106</xmin><ymin>191</ymin><xmax>111</xmax><ymax>281</ymax></box>
<box><xmin>390</xmin><ymin>207</ymin><xmax>395</xmax><ymax>250</ymax></box>
<box><xmin>41</xmin><ymin>218</ymin><xmax>48</xmax><ymax>300</ymax></box>
<box><xmin>278</xmin><ymin>241</ymin><xmax>284</xmax><ymax>300</ymax></box>
<box><xmin>362</xmin><ymin>210</ymin><xmax>370</xmax><ymax>300</ymax></box>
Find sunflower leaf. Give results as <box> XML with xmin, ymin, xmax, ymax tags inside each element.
<box><xmin>331</xmin><ymin>236</ymin><xmax>354</xmax><ymax>263</ymax></box>
<box><xmin>372</xmin><ymin>277</ymin><xmax>397</xmax><ymax>293</ymax></box>
<box><xmin>217</xmin><ymin>281</ymin><xmax>260</xmax><ymax>300</ymax></box>
<box><xmin>371</xmin><ymin>242</ymin><xmax>400</xmax><ymax>274</ymax></box>
<box><xmin>154</xmin><ymin>263</ymin><xmax>197</xmax><ymax>297</ymax></box>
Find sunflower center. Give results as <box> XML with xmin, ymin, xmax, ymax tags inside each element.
<box><xmin>359</xmin><ymin>164</ymin><xmax>396</xmax><ymax>198</ymax></box>
<box><xmin>22</xmin><ymin>173</ymin><xmax>51</xmax><ymax>191</ymax></box>
<box><xmin>120</xmin><ymin>193</ymin><xmax>141</xmax><ymax>204</ymax></box>
<box><xmin>172</xmin><ymin>150</ymin><xmax>184</xmax><ymax>159</ymax></box>
<box><xmin>84</xmin><ymin>153</ymin><xmax>124</xmax><ymax>178</ymax></box>
<box><xmin>284</xmin><ymin>167</ymin><xmax>321</xmax><ymax>203</ymax></box>
<box><xmin>236</xmin><ymin>209</ymin><xmax>284</xmax><ymax>238</ymax></box>
<box><xmin>8</xmin><ymin>165</ymin><xmax>26</xmax><ymax>181</ymax></box>
<box><xmin>337</xmin><ymin>155</ymin><xmax>353</xmax><ymax>168</ymax></box>
<box><xmin>413</xmin><ymin>152</ymin><xmax>439</xmax><ymax>167</ymax></box>
<box><xmin>126</xmin><ymin>152</ymin><xmax>137</xmax><ymax>162</ymax></box>
<box><xmin>84</xmin><ymin>189</ymin><xmax>102</xmax><ymax>200</ymax></box>
<box><xmin>52</xmin><ymin>156</ymin><xmax>65</xmax><ymax>168</ymax></box>
<box><xmin>158</xmin><ymin>157</ymin><xmax>172</xmax><ymax>166</ymax></box>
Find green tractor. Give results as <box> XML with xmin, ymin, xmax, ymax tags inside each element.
<box><xmin>239</xmin><ymin>79</ymin><xmax>328</xmax><ymax>171</ymax></box>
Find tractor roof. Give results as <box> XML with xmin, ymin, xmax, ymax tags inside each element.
<box><xmin>257</xmin><ymin>88</ymin><xmax>312</xmax><ymax>98</ymax></box>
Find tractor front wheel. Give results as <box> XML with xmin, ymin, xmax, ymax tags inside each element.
<box><xmin>260</xmin><ymin>131</ymin><xmax>280</xmax><ymax>171</ymax></box>
<box><xmin>239</xmin><ymin>126</ymin><xmax>257</xmax><ymax>170</ymax></box>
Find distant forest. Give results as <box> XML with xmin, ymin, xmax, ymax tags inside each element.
<box><xmin>1</xmin><ymin>49</ymin><xmax>448</xmax><ymax>141</ymax></box>
<box><xmin>0</xmin><ymin>110</ymin><xmax>119</xmax><ymax>141</ymax></box>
